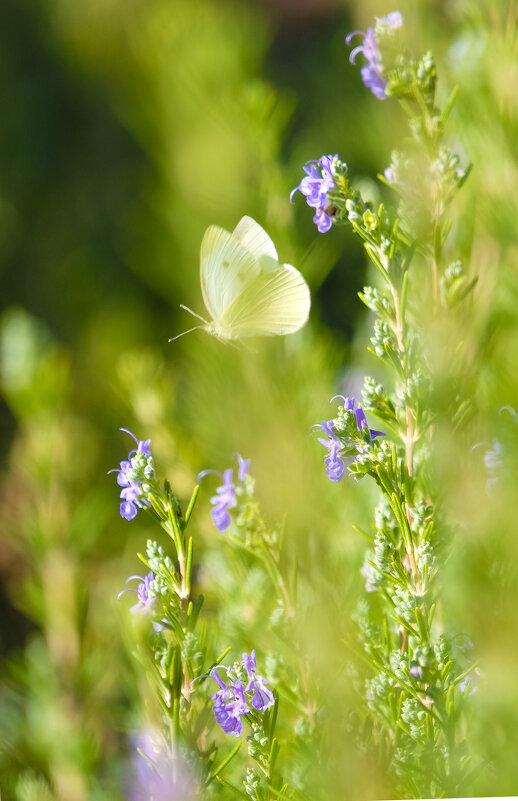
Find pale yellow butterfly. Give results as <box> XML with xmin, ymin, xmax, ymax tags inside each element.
<box><xmin>171</xmin><ymin>216</ymin><xmax>311</xmax><ymax>342</ymax></box>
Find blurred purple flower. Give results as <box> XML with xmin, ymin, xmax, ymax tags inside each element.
<box><xmin>197</xmin><ymin>453</ymin><xmax>250</xmax><ymax>533</ymax></box>
<box><xmin>290</xmin><ymin>154</ymin><xmax>337</xmax><ymax>233</ymax></box>
<box><xmin>384</xmin><ymin>166</ymin><xmax>396</xmax><ymax>184</ymax></box>
<box><xmin>128</xmin><ymin>730</ymin><xmax>198</xmax><ymax>801</ymax></box>
<box><xmin>236</xmin><ymin>453</ymin><xmax>251</xmax><ymax>481</ymax></box>
<box><xmin>242</xmin><ymin>650</ymin><xmax>275</xmax><ymax>711</ymax></box>
<box><xmin>458</xmin><ymin>670</ymin><xmax>478</xmax><ymax>696</ymax></box>
<box><xmin>409</xmin><ymin>664</ymin><xmax>423</xmax><ymax>680</ymax></box>
<box><xmin>346</xmin><ymin>12</ymin><xmax>403</xmax><ymax>99</ymax></box>
<box><xmin>210</xmin><ymin>469</ymin><xmax>236</xmax><ymax>531</ymax></box>
<box><xmin>473</xmin><ymin>406</ymin><xmax>518</xmax><ymax>491</ymax></box>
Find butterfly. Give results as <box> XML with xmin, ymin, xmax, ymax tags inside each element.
<box><xmin>171</xmin><ymin>216</ymin><xmax>310</xmax><ymax>342</ymax></box>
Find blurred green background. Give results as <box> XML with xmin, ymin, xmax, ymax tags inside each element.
<box><xmin>1</xmin><ymin>0</ymin><xmax>518</xmax><ymax>798</ymax></box>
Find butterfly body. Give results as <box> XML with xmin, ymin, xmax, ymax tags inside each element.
<box><xmin>173</xmin><ymin>216</ymin><xmax>310</xmax><ymax>342</ymax></box>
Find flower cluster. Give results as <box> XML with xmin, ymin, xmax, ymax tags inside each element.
<box><xmin>318</xmin><ymin>419</ymin><xmax>346</xmax><ymax>483</ymax></box>
<box><xmin>118</xmin><ymin>570</ymin><xmax>167</xmax><ymax>632</ymax></box>
<box><xmin>118</xmin><ymin>571</ymin><xmax>157</xmax><ymax>614</ymax></box>
<box><xmin>346</xmin><ymin>11</ymin><xmax>403</xmax><ymax>99</ymax></box>
<box><xmin>318</xmin><ymin>396</ymin><xmax>385</xmax><ymax>482</ymax></box>
<box><xmin>210</xmin><ymin>651</ymin><xmax>274</xmax><ymax>737</ymax></box>
<box><xmin>111</xmin><ymin>428</ymin><xmax>155</xmax><ymax>521</ymax></box>
<box><xmin>197</xmin><ymin>453</ymin><xmax>250</xmax><ymax>533</ymax></box>
<box><xmin>290</xmin><ymin>154</ymin><xmax>337</xmax><ymax>233</ymax></box>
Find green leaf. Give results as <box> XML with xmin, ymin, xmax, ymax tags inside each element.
<box><xmin>215</xmin><ymin>774</ymin><xmax>248</xmax><ymax>798</ymax></box>
<box><xmin>206</xmin><ymin>740</ymin><xmax>242</xmax><ymax>785</ymax></box>
<box><xmin>184</xmin><ymin>484</ymin><xmax>200</xmax><ymax>525</ymax></box>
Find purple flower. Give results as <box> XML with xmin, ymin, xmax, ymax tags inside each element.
<box><xmin>332</xmin><ymin>395</ymin><xmax>386</xmax><ymax>440</ymax></box>
<box><xmin>118</xmin><ymin>572</ymin><xmax>157</xmax><ymax>612</ymax></box>
<box><xmin>236</xmin><ymin>453</ymin><xmax>251</xmax><ymax>481</ymax></box>
<box><xmin>110</xmin><ymin>428</ymin><xmax>154</xmax><ymax>521</ymax></box>
<box><xmin>118</xmin><ymin>571</ymin><xmax>166</xmax><ymax>631</ymax></box>
<box><xmin>210</xmin><ymin>469</ymin><xmax>236</xmax><ymax>531</ymax></box>
<box><xmin>318</xmin><ymin>422</ymin><xmax>347</xmax><ymax>483</ymax></box>
<box><xmin>197</xmin><ymin>453</ymin><xmax>250</xmax><ymax>533</ymax></box>
<box><xmin>205</xmin><ymin>651</ymin><xmax>274</xmax><ymax>736</ymax></box>
<box><xmin>210</xmin><ymin>668</ymin><xmax>250</xmax><ymax>737</ymax></box>
<box><xmin>242</xmin><ymin>651</ymin><xmax>275</xmax><ymax>712</ymax></box>
<box><xmin>317</xmin><ymin>396</ymin><xmax>385</xmax><ymax>482</ymax></box>
<box><xmin>290</xmin><ymin>154</ymin><xmax>337</xmax><ymax>233</ymax></box>
<box><xmin>346</xmin><ymin>12</ymin><xmax>403</xmax><ymax>99</ymax></box>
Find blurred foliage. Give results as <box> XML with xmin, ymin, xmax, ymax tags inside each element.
<box><xmin>1</xmin><ymin>0</ymin><xmax>518</xmax><ymax>798</ymax></box>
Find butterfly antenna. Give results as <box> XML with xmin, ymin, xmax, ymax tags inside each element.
<box><xmin>179</xmin><ymin>304</ymin><xmax>208</xmax><ymax>324</ymax></box>
<box><xmin>169</xmin><ymin>324</ymin><xmax>205</xmax><ymax>342</ymax></box>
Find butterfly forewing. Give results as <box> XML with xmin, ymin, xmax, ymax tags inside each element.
<box><xmin>220</xmin><ymin>263</ymin><xmax>310</xmax><ymax>337</ymax></box>
<box><xmin>232</xmin><ymin>216</ymin><xmax>278</xmax><ymax>261</ymax></box>
<box><xmin>200</xmin><ymin>224</ymin><xmax>260</xmax><ymax>325</ymax></box>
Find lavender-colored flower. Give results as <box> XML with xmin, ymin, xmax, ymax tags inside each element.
<box><xmin>197</xmin><ymin>453</ymin><xmax>250</xmax><ymax>533</ymax></box>
<box><xmin>110</xmin><ymin>428</ymin><xmax>154</xmax><ymax>521</ymax></box>
<box><xmin>346</xmin><ymin>12</ymin><xmax>403</xmax><ymax>99</ymax></box>
<box><xmin>210</xmin><ymin>668</ymin><xmax>250</xmax><ymax>737</ymax></box>
<box><xmin>318</xmin><ymin>420</ymin><xmax>347</xmax><ymax>483</ymax></box>
<box><xmin>118</xmin><ymin>572</ymin><xmax>157</xmax><ymax>613</ymax></box>
<box><xmin>242</xmin><ymin>651</ymin><xmax>275</xmax><ymax>712</ymax></box>
<box><xmin>236</xmin><ymin>453</ymin><xmax>251</xmax><ymax>481</ymax></box>
<box><xmin>118</xmin><ymin>571</ymin><xmax>166</xmax><ymax>631</ymax></box>
<box><xmin>318</xmin><ymin>396</ymin><xmax>385</xmax><ymax>482</ymax></box>
<box><xmin>210</xmin><ymin>469</ymin><xmax>236</xmax><ymax>531</ymax></box>
<box><xmin>332</xmin><ymin>395</ymin><xmax>386</xmax><ymax>440</ymax></box>
<box><xmin>290</xmin><ymin>154</ymin><xmax>337</xmax><ymax>233</ymax></box>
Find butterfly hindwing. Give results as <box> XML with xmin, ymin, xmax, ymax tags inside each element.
<box><xmin>220</xmin><ymin>258</ymin><xmax>310</xmax><ymax>337</ymax></box>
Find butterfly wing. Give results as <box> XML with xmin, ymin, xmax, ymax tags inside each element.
<box><xmin>200</xmin><ymin>223</ymin><xmax>260</xmax><ymax>329</ymax></box>
<box><xmin>220</xmin><ymin>257</ymin><xmax>311</xmax><ymax>337</ymax></box>
<box><xmin>232</xmin><ymin>216</ymin><xmax>278</xmax><ymax>261</ymax></box>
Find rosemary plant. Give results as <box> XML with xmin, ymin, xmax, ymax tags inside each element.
<box><xmin>292</xmin><ymin>11</ymin><xmax>477</xmax><ymax>797</ymax></box>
